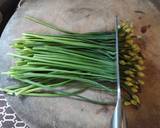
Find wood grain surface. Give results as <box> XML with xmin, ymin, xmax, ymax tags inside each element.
<box><xmin>0</xmin><ymin>0</ymin><xmax>160</xmax><ymax>128</ymax></box>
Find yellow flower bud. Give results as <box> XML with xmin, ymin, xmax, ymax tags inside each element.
<box><xmin>125</xmin><ymin>28</ymin><xmax>133</xmax><ymax>33</ymax></box>
<box><xmin>138</xmin><ymin>59</ymin><xmax>144</xmax><ymax>65</ymax></box>
<box><xmin>120</xmin><ymin>60</ymin><xmax>126</xmax><ymax>65</ymax></box>
<box><xmin>134</xmin><ymin>85</ymin><xmax>139</xmax><ymax>89</ymax></box>
<box><xmin>134</xmin><ymin>48</ymin><xmax>140</xmax><ymax>53</ymax></box>
<box><xmin>132</xmin><ymin>44</ymin><xmax>138</xmax><ymax>48</ymax></box>
<box><xmin>131</xmin><ymin>69</ymin><xmax>136</xmax><ymax>72</ymax></box>
<box><xmin>123</xmin><ymin>55</ymin><xmax>131</xmax><ymax>60</ymax></box>
<box><xmin>130</xmin><ymin>99</ymin><xmax>138</xmax><ymax>105</ymax></box>
<box><xmin>135</xmin><ymin>65</ymin><xmax>140</xmax><ymax>69</ymax></box>
<box><xmin>124</xmin><ymin>101</ymin><xmax>131</xmax><ymax>106</ymax></box>
<box><xmin>124</xmin><ymin>81</ymin><xmax>133</xmax><ymax>86</ymax></box>
<box><xmin>137</xmin><ymin>72</ymin><xmax>145</xmax><ymax>77</ymax></box>
<box><xmin>133</xmin><ymin>56</ymin><xmax>138</xmax><ymax>60</ymax></box>
<box><xmin>124</xmin><ymin>70</ymin><xmax>134</xmax><ymax>75</ymax></box>
<box><xmin>132</xmin><ymin>44</ymin><xmax>140</xmax><ymax>52</ymax></box>
<box><xmin>126</xmin><ymin>39</ymin><xmax>133</xmax><ymax>45</ymax></box>
<box><xmin>125</xmin><ymin>77</ymin><xmax>132</xmax><ymax>82</ymax></box>
<box><xmin>122</xmin><ymin>24</ymin><xmax>129</xmax><ymax>30</ymax></box>
<box><xmin>132</xmin><ymin>95</ymin><xmax>140</xmax><ymax>104</ymax></box>
<box><xmin>131</xmin><ymin>87</ymin><xmax>138</xmax><ymax>93</ymax></box>
<box><xmin>126</xmin><ymin>34</ymin><xmax>133</xmax><ymax>40</ymax></box>
<box><xmin>135</xmin><ymin>65</ymin><xmax>145</xmax><ymax>71</ymax></box>
<box><xmin>128</xmin><ymin>51</ymin><xmax>135</xmax><ymax>56</ymax></box>
<box><xmin>138</xmin><ymin>80</ymin><xmax>144</xmax><ymax>85</ymax></box>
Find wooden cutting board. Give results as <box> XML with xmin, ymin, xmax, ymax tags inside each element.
<box><xmin>0</xmin><ymin>0</ymin><xmax>160</xmax><ymax>128</ymax></box>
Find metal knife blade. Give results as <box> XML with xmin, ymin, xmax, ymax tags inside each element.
<box><xmin>111</xmin><ymin>16</ymin><xmax>122</xmax><ymax>128</ymax></box>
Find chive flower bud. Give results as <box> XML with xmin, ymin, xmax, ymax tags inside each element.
<box><xmin>132</xmin><ymin>95</ymin><xmax>140</xmax><ymax>104</ymax></box>
<box><xmin>131</xmin><ymin>87</ymin><xmax>138</xmax><ymax>93</ymax></box>
<box><xmin>120</xmin><ymin>60</ymin><xmax>126</xmax><ymax>65</ymax></box>
<box><xmin>130</xmin><ymin>99</ymin><xmax>138</xmax><ymax>105</ymax></box>
<box><xmin>124</xmin><ymin>101</ymin><xmax>131</xmax><ymax>106</ymax></box>
<box><xmin>137</xmin><ymin>72</ymin><xmax>145</xmax><ymax>77</ymax></box>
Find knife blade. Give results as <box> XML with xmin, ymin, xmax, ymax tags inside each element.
<box><xmin>111</xmin><ymin>16</ymin><xmax>122</xmax><ymax>128</ymax></box>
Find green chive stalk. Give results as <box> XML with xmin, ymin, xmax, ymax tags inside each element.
<box><xmin>0</xmin><ymin>16</ymin><xmax>145</xmax><ymax>106</ymax></box>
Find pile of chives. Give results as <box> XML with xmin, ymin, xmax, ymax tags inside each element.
<box><xmin>0</xmin><ymin>17</ymin><xmax>144</xmax><ymax>106</ymax></box>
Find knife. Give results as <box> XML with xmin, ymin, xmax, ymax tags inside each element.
<box><xmin>111</xmin><ymin>16</ymin><xmax>122</xmax><ymax>128</ymax></box>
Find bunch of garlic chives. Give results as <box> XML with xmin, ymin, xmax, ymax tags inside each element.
<box><xmin>0</xmin><ymin>16</ymin><xmax>144</xmax><ymax>106</ymax></box>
